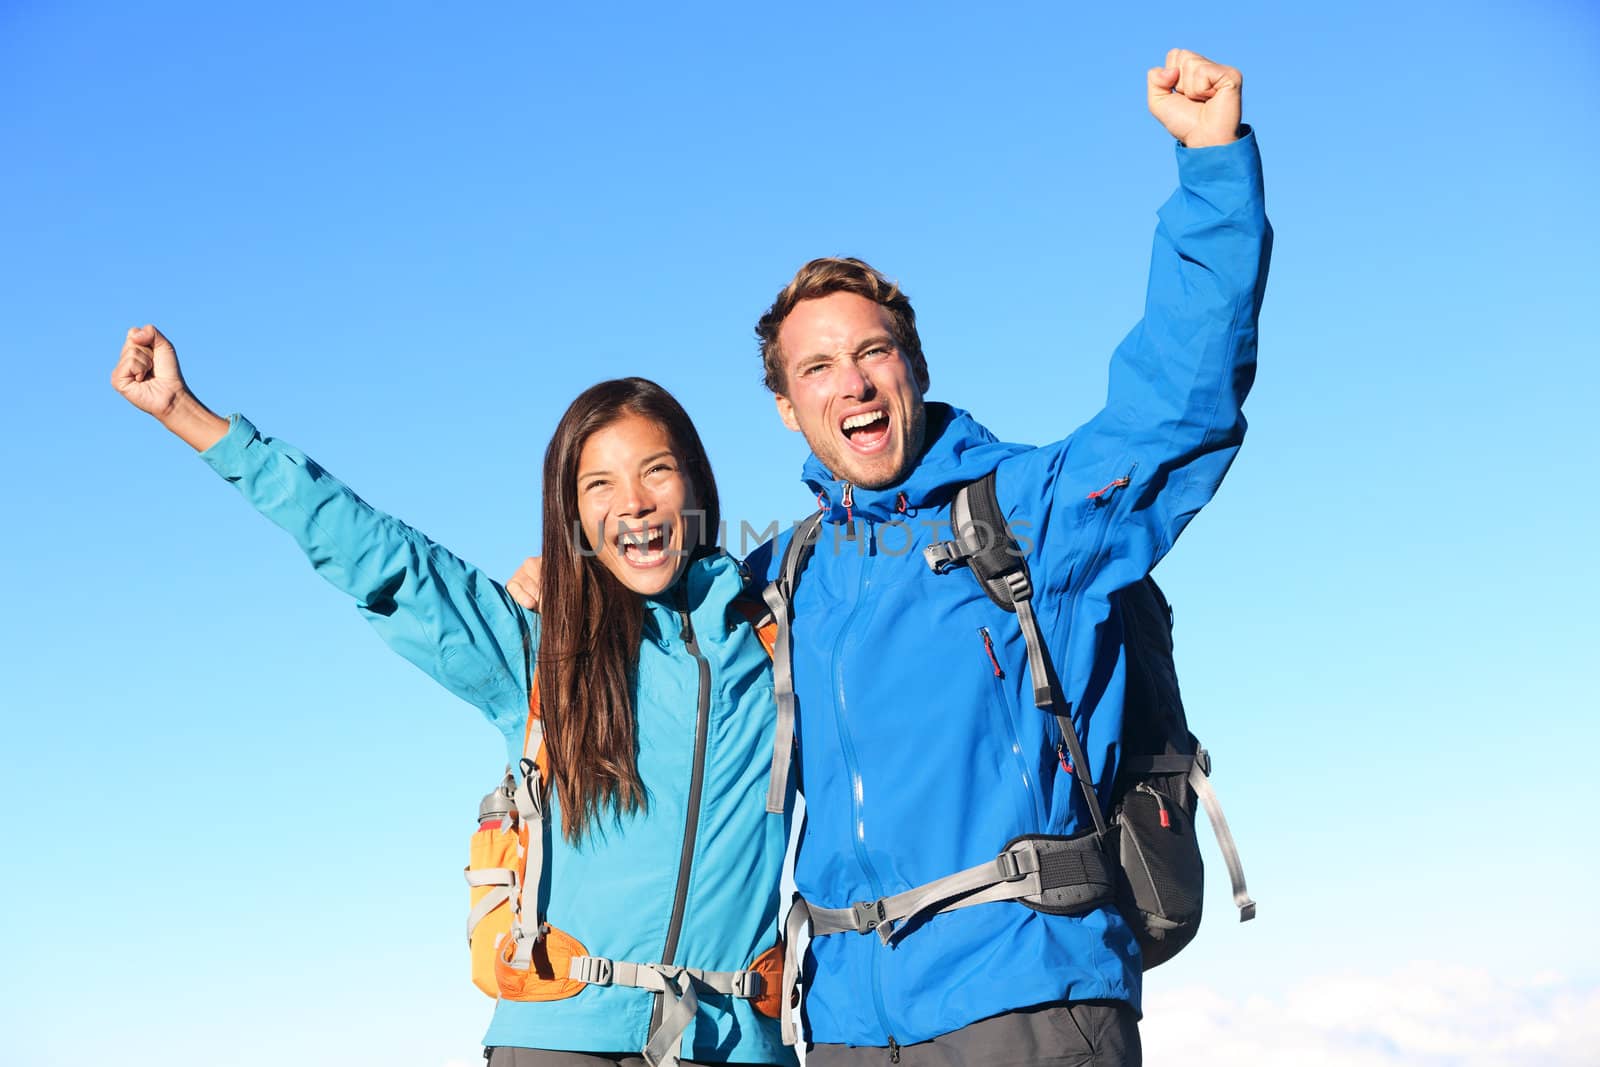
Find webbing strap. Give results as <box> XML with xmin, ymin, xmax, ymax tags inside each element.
<box><xmin>464</xmin><ymin>867</ymin><xmax>515</xmax><ymax>887</ymax></box>
<box><xmin>508</xmin><ymin>719</ymin><xmax>549</xmax><ymax>968</ymax></box>
<box><xmin>780</xmin><ymin>897</ymin><xmax>812</xmax><ymax>1047</ymax></box>
<box><xmin>464</xmin><ymin>881</ymin><xmax>512</xmax><ymax>941</ymax></box>
<box><xmin>1188</xmin><ymin>751</ymin><xmax>1257</xmax><ymax>921</ymax></box>
<box><xmin>761</xmin><ymin>578</ymin><xmax>796</xmax><ymax>815</ymax></box>
<box><xmin>1120</xmin><ymin>754</ymin><xmax>1199</xmax><ymax>775</ymax></box>
<box><xmin>804</xmin><ymin>840</ymin><xmax>1061</xmax><ymax>947</ymax></box>
<box><xmin>567</xmin><ymin>955</ymin><xmax>763</xmax><ymax>998</ymax></box>
<box><xmin>762</xmin><ymin>512</ymin><xmax>825</xmax><ymax>814</ymax></box>
<box><xmin>568</xmin><ymin>956</ymin><xmax>762</xmax><ymax>1066</ymax></box>
<box><xmin>1011</xmin><ymin>579</ymin><xmax>1053</xmax><ymax>710</ymax></box>
<box><xmin>775</xmin><ymin>836</ymin><xmax>1114</xmax><ymax>1046</ymax></box>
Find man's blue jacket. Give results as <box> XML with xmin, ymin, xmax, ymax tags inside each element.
<box><xmin>747</xmin><ymin>131</ymin><xmax>1271</xmax><ymax>1048</ymax></box>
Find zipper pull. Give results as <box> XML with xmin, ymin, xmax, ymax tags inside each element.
<box><xmin>1139</xmin><ymin>782</ymin><xmax>1171</xmax><ymax>828</ymax></box>
<box><xmin>888</xmin><ymin>1035</ymin><xmax>901</xmax><ymax>1064</ymax></box>
<box><xmin>842</xmin><ymin>482</ymin><xmax>857</xmax><ymax>541</ymax></box>
<box><xmin>979</xmin><ymin>627</ymin><xmax>1004</xmax><ymax>678</ymax></box>
<box><xmin>1057</xmin><ymin>740</ymin><xmax>1072</xmax><ymax>776</ymax></box>
<box><xmin>1086</xmin><ymin>475</ymin><xmax>1131</xmax><ymax>502</ymax></box>
<box><xmin>678</xmin><ymin>587</ymin><xmax>695</xmax><ymax>644</ymax></box>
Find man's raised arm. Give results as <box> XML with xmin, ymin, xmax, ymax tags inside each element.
<box><xmin>1037</xmin><ymin>50</ymin><xmax>1271</xmax><ymax>581</ymax></box>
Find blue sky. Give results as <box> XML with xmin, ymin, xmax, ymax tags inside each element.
<box><xmin>3</xmin><ymin>2</ymin><xmax>1597</xmax><ymax>1064</ymax></box>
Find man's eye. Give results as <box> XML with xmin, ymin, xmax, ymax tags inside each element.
<box><xmin>863</xmin><ymin>345</ymin><xmax>891</xmax><ymax>359</ymax></box>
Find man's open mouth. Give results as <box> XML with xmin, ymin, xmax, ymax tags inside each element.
<box><xmin>840</xmin><ymin>409</ymin><xmax>890</xmax><ymax>453</ymax></box>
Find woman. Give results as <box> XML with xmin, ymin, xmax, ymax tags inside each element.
<box><xmin>111</xmin><ymin>325</ymin><xmax>795</xmax><ymax>1067</ymax></box>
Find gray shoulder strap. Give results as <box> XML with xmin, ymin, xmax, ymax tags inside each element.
<box><xmin>762</xmin><ymin>512</ymin><xmax>826</xmax><ymax>813</ymax></box>
<box><xmin>928</xmin><ymin>480</ymin><xmax>1106</xmax><ymax>835</ymax></box>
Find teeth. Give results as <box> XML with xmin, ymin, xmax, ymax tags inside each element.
<box><xmin>618</xmin><ymin>527</ymin><xmax>666</xmax><ymax>555</ymax></box>
<box><xmin>842</xmin><ymin>411</ymin><xmax>887</xmax><ymax>432</ymax></box>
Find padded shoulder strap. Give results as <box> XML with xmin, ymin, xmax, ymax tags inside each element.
<box><xmin>761</xmin><ymin>512</ymin><xmax>826</xmax><ymax>813</ymax></box>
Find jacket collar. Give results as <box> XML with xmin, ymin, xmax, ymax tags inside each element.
<box><xmin>800</xmin><ymin>402</ymin><xmax>1028</xmax><ymax>524</ymax></box>
<box><xmin>639</xmin><ymin>550</ymin><xmax>742</xmax><ymax>645</ymax></box>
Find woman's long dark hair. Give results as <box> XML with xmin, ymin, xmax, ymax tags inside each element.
<box><xmin>537</xmin><ymin>378</ymin><xmax>721</xmax><ymax>842</ymax></box>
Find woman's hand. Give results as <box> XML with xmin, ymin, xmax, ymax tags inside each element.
<box><xmin>112</xmin><ymin>324</ymin><xmax>229</xmax><ymax>451</ymax></box>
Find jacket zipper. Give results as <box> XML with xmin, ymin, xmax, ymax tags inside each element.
<box><xmin>980</xmin><ymin>627</ymin><xmax>1047</xmax><ymax>829</ymax></box>
<box><xmin>653</xmin><ymin>597</ymin><xmax>712</xmax><ymax>1038</ymax></box>
<box><xmin>1053</xmin><ymin>463</ymin><xmax>1137</xmax><ymax>829</ymax></box>
<box><xmin>827</xmin><ymin>524</ymin><xmax>896</xmax><ymax>1047</ymax></box>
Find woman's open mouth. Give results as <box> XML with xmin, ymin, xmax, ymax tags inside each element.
<box><xmin>616</xmin><ymin>524</ymin><xmax>672</xmax><ymax>567</ymax></box>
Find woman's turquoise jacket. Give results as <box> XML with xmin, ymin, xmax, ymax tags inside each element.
<box><xmin>201</xmin><ymin>416</ymin><xmax>795</xmax><ymax>1065</ymax></box>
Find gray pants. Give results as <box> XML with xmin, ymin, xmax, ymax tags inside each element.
<box><xmin>485</xmin><ymin>1048</ymin><xmax>787</xmax><ymax>1067</ymax></box>
<box><xmin>805</xmin><ymin>1001</ymin><xmax>1140</xmax><ymax>1067</ymax></box>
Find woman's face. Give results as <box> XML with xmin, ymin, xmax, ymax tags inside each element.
<box><xmin>575</xmin><ymin>413</ymin><xmax>704</xmax><ymax>597</ymax></box>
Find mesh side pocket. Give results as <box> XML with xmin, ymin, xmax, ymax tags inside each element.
<box><xmin>1116</xmin><ymin>778</ymin><xmax>1204</xmax><ymax>968</ymax></box>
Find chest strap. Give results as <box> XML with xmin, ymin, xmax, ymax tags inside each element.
<box><xmin>567</xmin><ymin>955</ymin><xmax>766</xmax><ymax>1067</ymax></box>
<box><xmin>776</xmin><ymin>833</ymin><xmax>1116</xmax><ymax>1045</ymax></box>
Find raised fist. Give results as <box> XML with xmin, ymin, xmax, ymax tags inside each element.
<box><xmin>1147</xmin><ymin>49</ymin><xmax>1243</xmax><ymax>149</ymax></box>
<box><xmin>112</xmin><ymin>324</ymin><xmax>190</xmax><ymax>419</ymax></box>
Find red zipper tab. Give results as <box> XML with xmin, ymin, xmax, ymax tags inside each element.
<box><xmin>979</xmin><ymin>627</ymin><xmax>1004</xmax><ymax>678</ymax></box>
<box><xmin>1086</xmin><ymin>476</ymin><xmax>1130</xmax><ymax>501</ymax></box>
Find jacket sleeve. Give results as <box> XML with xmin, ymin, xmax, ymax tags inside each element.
<box><xmin>1003</xmin><ymin>128</ymin><xmax>1271</xmax><ymax>594</ymax></box>
<box><xmin>199</xmin><ymin>415</ymin><xmax>536</xmax><ymax>736</ymax></box>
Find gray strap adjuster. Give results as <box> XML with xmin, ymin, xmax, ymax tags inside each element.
<box><xmin>996</xmin><ymin>846</ymin><xmax>1031</xmax><ymax>882</ymax></box>
<box><xmin>851</xmin><ymin>898</ymin><xmax>887</xmax><ymax>933</ymax></box>
<box><xmin>569</xmin><ymin>955</ymin><xmax>613</xmax><ymax>985</ymax></box>
<box><xmin>923</xmin><ymin>540</ymin><xmax>966</xmax><ymax>574</ymax></box>
<box><xmin>730</xmin><ymin>970</ymin><xmax>764</xmax><ymax>999</ymax></box>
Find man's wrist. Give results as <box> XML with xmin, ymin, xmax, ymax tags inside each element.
<box><xmin>1181</xmin><ymin>124</ymin><xmax>1245</xmax><ymax>149</ymax></box>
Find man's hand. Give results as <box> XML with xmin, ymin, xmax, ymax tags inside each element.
<box><xmin>1147</xmin><ymin>49</ymin><xmax>1243</xmax><ymax>148</ymax></box>
<box><xmin>112</xmin><ymin>324</ymin><xmax>229</xmax><ymax>451</ymax></box>
<box><xmin>507</xmin><ymin>555</ymin><xmax>543</xmax><ymax>611</ymax></box>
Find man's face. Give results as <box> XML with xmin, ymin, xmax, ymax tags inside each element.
<box><xmin>774</xmin><ymin>292</ymin><xmax>927</xmax><ymax>490</ymax></box>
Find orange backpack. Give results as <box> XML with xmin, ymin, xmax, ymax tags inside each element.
<box><xmin>463</xmin><ymin>602</ymin><xmax>786</xmax><ymax>1021</ymax></box>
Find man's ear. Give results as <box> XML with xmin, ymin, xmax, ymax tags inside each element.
<box><xmin>775</xmin><ymin>393</ymin><xmax>801</xmax><ymax>432</ymax></box>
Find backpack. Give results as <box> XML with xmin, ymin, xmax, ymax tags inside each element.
<box><xmin>761</xmin><ymin>473</ymin><xmax>1254</xmax><ymax>983</ymax></box>
<box><xmin>463</xmin><ymin>602</ymin><xmax>788</xmax><ymax>1060</ymax></box>
<box><xmin>930</xmin><ymin>470</ymin><xmax>1255</xmax><ymax>965</ymax></box>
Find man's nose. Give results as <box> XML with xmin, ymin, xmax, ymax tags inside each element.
<box><xmin>837</xmin><ymin>358</ymin><xmax>874</xmax><ymax>398</ymax></box>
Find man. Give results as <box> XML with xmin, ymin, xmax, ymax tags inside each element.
<box><xmin>514</xmin><ymin>49</ymin><xmax>1270</xmax><ymax>1066</ymax></box>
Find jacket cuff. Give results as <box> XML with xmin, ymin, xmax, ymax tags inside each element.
<box><xmin>1174</xmin><ymin>125</ymin><xmax>1263</xmax><ymax>203</ymax></box>
<box><xmin>198</xmin><ymin>413</ymin><xmax>260</xmax><ymax>476</ymax></box>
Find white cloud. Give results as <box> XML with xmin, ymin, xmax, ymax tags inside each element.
<box><xmin>1142</xmin><ymin>963</ymin><xmax>1600</xmax><ymax>1066</ymax></box>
